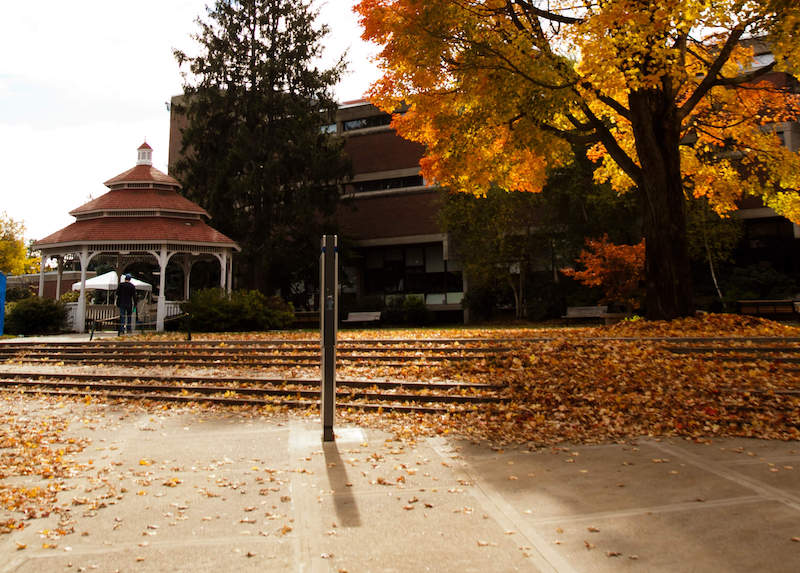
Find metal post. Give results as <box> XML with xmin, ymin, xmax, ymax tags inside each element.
<box><xmin>320</xmin><ymin>235</ymin><xmax>338</xmax><ymax>442</ymax></box>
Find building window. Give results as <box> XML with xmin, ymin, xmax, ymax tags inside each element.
<box><xmin>353</xmin><ymin>175</ymin><xmax>424</xmax><ymax>193</ymax></box>
<box><xmin>342</xmin><ymin>113</ymin><xmax>392</xmax><ymax>132</ymax></box>
<box><xmin>361</xmin><ymin>243</ymin><xmax>462</xmax><ymax>304</ymax></box>
<box><xmin>320</xmin><ymin>123</ymin><xmax>337</xmax><ymax>134</ymax></box>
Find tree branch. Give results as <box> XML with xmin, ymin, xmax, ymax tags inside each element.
<box><xmin>537</xmin><ymin>120</ymin><xmax>601</xmax><ymax>147</ymax></box>
<box><xmin>679</xmin><ymin>24</ymin><xmax>754</xmax><ymax>119</ymax></box>
<box><xmin>511</xmin><ymin>0</ymin><xmax>583</xmax><ymax>25</ymax></box>
<box><xmin>579</xmin><ymin>102</ymin><xmax>643</xmax><ymax>185</ymax></box>
<box><xmin>579</xmin><ymin>82</ymin><xmax>632</xmax><ymax>121</ymax></box>
<box><xmin>715</xmin><ymin>61</ymin><xmax>777</xmax><ymax>86</ymax></box>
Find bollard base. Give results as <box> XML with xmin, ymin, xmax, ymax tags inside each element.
<box><xmin>323</xmin><ymin>426</ymin><xmax>334</xmax><ymax>442</ymax></box>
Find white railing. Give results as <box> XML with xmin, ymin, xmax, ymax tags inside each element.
<box><xmin>164</xmin><ymin>300</ymin><xmax>183</xmax><ymax>317</ymax></box>
<box><xmin>87</xmin><ymin>304</ymin><xmax>119</xmax><ymax>322</ymax></box>
<box><xmin>64</xmin><ymin>301</ymin><xmax>184</xmax><ymax>332</ymax></box>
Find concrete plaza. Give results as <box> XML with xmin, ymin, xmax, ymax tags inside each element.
<box><xmin>1</xmin><ymin>396</ymin><xmax>798</xmax><ymax>573</ymax></box>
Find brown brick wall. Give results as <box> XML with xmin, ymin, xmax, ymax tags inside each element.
<box><xmin>343</xmin><ymin>131</ymin><xmax>425</xmax><ymax>174</ymax></box>
<box><xmin>337</xmin><ymin>191</ymin><xmax>442</xmax><ymax>240</ymax></box>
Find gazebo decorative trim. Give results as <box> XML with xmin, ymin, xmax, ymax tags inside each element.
<box><xmin>33</xmin><ymin>143</ymin><xmax>239</xmax><ymax>332</ymax></box>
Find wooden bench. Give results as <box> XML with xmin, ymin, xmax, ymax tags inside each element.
<box><xmin>564</xmin><ymin>305</ymin><xmax>609</xmax><ymax>319</ymax></box>
<box><xmin>738</xmin><ymin>299</ymin><xmax>799</xmax><ymax>316</ymax></box>
<box><xmin>341</xmin><ymin>311</ymin><xmax>382</xmax><ymax>326</ymax></box>
<box><xmin>563</xmin><ymin>305</ymin><xmax>628</xmax><ymax>325</ymax></box>
<box><xmin>292</xmin><ymin>311</ymin><xmax>318</xmax><ymax>328</ymax></box>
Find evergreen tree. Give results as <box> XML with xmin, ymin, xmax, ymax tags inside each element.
<box><xmin>174</xmin><ymin>0</ymin><xmax>350</xmax><ymax>293</ymax></box>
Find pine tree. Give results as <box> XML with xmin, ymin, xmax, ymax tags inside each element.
<box><xmin>174</xmin><ymin>0</ymin><xmax>350</xmax><ymax>293</ymax></box>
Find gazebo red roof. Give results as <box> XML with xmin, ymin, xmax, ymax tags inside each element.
<box><xmin>35</xmin><ymin>217</ymin><xmax>237</xmax><ymax>247</ymax></box>
<box><xmin>103</xmin><ymin>164</ymin><xmax>182</xmax><ymax>187</ymax></box>
<box><xmin>70</xmin><ymin>189</ymin><xmax>208</xmax><ymax>217</ymax></box>
<box><xmin>34</xmin><ymin>144</ymin><xmax>238</xmax><ymax>252</ymax></box>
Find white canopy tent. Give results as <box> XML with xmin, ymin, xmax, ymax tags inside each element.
<box><xmin>72</xmin><ymin>271</ymin><xmax>152</xmax><ymax>293</ymax></box>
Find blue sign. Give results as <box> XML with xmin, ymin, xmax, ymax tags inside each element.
<box><xmin>0</xmin><ymin>272</ymin><xmax>6</xmax><ymax>336</ymax></box>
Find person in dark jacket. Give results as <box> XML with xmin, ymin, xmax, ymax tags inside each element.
<box><xmin>117</xmin><ymin>274</ymin><xmax>137</xmax><ymax>335</ymax></box>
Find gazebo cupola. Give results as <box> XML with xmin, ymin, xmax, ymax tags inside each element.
<box><xmin>136</xmin><ymin>142</ymin><xmax>153</xmax><ymax>166</ymax></box>
<box><xmin>33</xmin><ymin>143</ymin><xmax>240</xmax><ymax>332</ymax></box>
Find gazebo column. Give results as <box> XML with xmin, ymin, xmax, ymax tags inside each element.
<box><xmin>55</xmin><ymin>256</ymin><xmax>63</xmax><ymax>300</ymax></box>
<box><xmin>182</xmin><ymin>257</ymin><xmax>192</xmax><ymax>300</ymax></box>
<box><xmin>156</xmin><ymin>246</ymin><xmax>169</xmax><ymax>332</ymax></box>
<box><xmin>37</xmin><ymin>253</ymin><xmax>47</xmax><ymax>297</ymax></box>
<box><xmin>217</xmin><ymin>252</ymin><xmax>226</xmax><ymax>290</ymax></box>
<box><xmin>76</xmin><ymin>247</ymin><xmax>89</xmax><ymax>333</ymax></box>
<box><xmin>226</xmin><ymin>250</ymin><xmax>233</xmax><ymax>294</ymax></box>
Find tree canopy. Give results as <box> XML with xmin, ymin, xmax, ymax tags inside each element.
<box><xmin>0</xmin><ymin>213</ymin><xmax>38</xmax><ymax>275</ymax></box>
<box><xmin>356</xmin><ymin>0</ymin><xmax>800</xmax><ymax>319</ymax></box>
<box><xmin>174</xmin><ymin>0</ymin><xmax>351</xmax><ymax>294</ymax></box>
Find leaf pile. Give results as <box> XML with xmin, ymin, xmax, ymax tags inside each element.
<box><xmin>598</xmin><ymin>313</ymin><xmax>800</xmax><ymax>338</ymax></box>
<box><xmin>0</xmin><ymin>400</ymin><xmax>89</xmax><ymax>534</ymax></box>
<box><xmin>340</xmin><ymin>315</ymin><xmax>800</xmax><ymax>444</ymax></box>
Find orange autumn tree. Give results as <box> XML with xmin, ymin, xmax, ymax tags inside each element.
<box><xmin>355</xmin><ymin>0</ymin><xmax>800</xmax><ymax>320</ymax></box>
<box><xmin>562</xmin><ymin>235</ymin><xmax>645</xmax><ymax>312</ymax></box>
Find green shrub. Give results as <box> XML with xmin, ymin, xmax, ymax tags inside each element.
<box><xmin>59</xmin><ymin>290</ymin><xmax>80</xmax><ymax>303</ymax></box>
<box><xmin>383</xmin><ymin>294</ymin><xmax>432</xmax><ymax>325</ymax></box>
<box><xmin>181</xmin><ymin>288</ymin><xmax>294</xmax><ymax>332</ymax></box>
<box><xmin>4</xmin><ymin>297</ymin><xmax>66</xmax><ymax>335</ymax></box>
<box><xmin>403</xmin><ymin>295</ymin><xmax>432</xmax><ymax>325</ymax></box>
<box><xmin>724</xmin><ymin>262</ymin><xmax>798</xmax><ymax>302</ymax></box>
<box><xmin>383</xmin><ymin>295</ymin><xmax>405</xmax><ymax>324</ymax></box>
<box><xmin>461</xmin><ymin>285</ymin><xmax>500</xmax><ymax>322</ymax></box>
<box><xmin>5</xmin><ymin>285</ymin><xmax>35</xmax><ymax>302</ymax></box>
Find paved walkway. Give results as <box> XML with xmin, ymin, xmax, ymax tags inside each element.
<box><xmin>0</xmin><ymin>333</ymin><xmax>119</xmax><ymax>343</ymax></box>
<box><xmin>1</xmin><ymin>397</ymin><xmax>798</xmax><ymax>572</ymax></box>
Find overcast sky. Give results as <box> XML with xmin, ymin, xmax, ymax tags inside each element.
<box><xmin>0</xmin><ymin>0</ymin><xmax>381</xmax><ymax>243</ymax></box>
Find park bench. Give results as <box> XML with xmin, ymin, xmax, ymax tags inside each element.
<box><xmin>738</xmin><ymin>299</ymin><xmax>799</xmax><ymax>317</ymax></box>
<box><xmin>563</xmin><ymin>305</ymin><xmax>628</xmax><ymax>325</ymax></box>
<box><xmin>292</xmin><ymin>311</ymin><xmax>318</xmax><ymax>328</ymax></box>
<box><xmin>341</xmin><ymin>311</ymin><xmax>382</xmax><ymax>326</ymax></box>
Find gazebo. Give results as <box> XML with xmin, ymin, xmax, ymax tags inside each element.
<box><xmin>34</xmin><ymin>143</ymin><xmax>240</xmax><ymax>332</ymax></box>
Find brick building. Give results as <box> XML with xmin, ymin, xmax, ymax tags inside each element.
<box><xmin>731</xmin><ymin>42</ymin><xmax>800</xmax><ymax>279</ymax></box>
<box><xmin>168</xmin><ymin>65</ymin><xmax>799</xmax><ymax>319</ymax></box>
<box><xmin>169</xmin><ymin>97</ymin><xmax>464</xmax><ymax>319</ymax></box>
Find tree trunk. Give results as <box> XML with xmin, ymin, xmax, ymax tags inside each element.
<box><xmin>508</xmin><ymin>273</ymin><xmax>521</xmax><ymax>320</ymax></box>
<box><xmin>701</xmin><ymin>213</ymin><xmax>725</xmax><ymax>306</ymax></box>
<box><xmin>519</xmin><ymin>260</ymin><xmax>527</xmax><ymax>319</ymax></box>
<box><xmin>629</xmin><ymin>88</ymin><xmax>694</xmax><ymax>320</ymax></box>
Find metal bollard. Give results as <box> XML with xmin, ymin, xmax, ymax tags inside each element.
<box><xmin>320</xmin><ymin>235</ymin><xmax>338</xmax><ymax>442</ymax></box>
